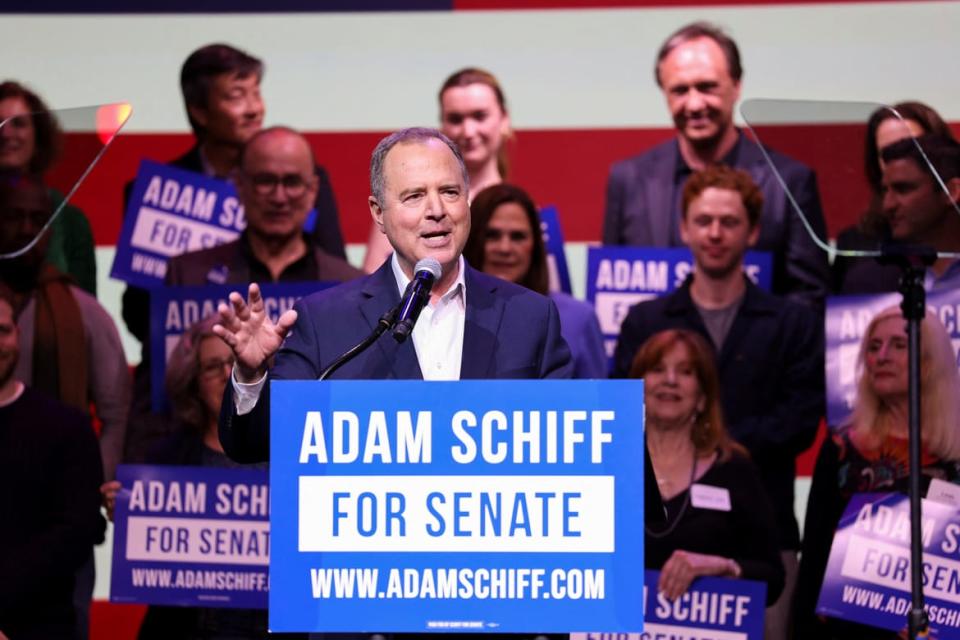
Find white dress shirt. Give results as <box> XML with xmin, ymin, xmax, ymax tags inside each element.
<box><xmin>390</xmin><ymin>253</ymin><xmax>466</xmax><ymax>381</ymax></box>
<box><xmin>232</xmin><ymin>254</ymin><xmax>467</xmax><ymax>414</ymax></box>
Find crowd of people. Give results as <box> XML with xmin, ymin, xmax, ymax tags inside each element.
<box><xmin>1</xmin><ymin>16</ymin><xmax>959</xmax><ymax>640</ymax></box>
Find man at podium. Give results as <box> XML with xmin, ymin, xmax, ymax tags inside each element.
<box><xmin>213</xmin><ymin>127</ymin><xmax>573</xmax><ymax>464</ymax></box>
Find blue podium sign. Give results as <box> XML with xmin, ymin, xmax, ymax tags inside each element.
<box><xmin>149</xmin><ymin>282</ymin><xmax>331</xmax><ymax>412</ymax></box>
<box><xmin>572</xmin><ymin>569</ymin><xmax>767</xmax><ymax>640</ymax></box>
<box><xmin>269</xmin><ymin>379</ymin><xmax>645</xmax><ymax>633</ymax></box>
<box><xmin>586</xmin><ymin>247</ymin><xmax>772</xmax><ymax>358</ymax></box>
<box><xmin>817</xmin><ymin>492</ymin><xmax>960</xmax><ymax>637</ymax></box>
<box><xmin>110</xmin><ymin>464</ymin><xmax>269</xmax><ymax>608</ymax></box>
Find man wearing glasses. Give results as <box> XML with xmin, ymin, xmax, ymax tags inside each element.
<box><xmin>165</xmin><ymin>126</ymin><xmax>362</xmax><ymax>287</ymax></box>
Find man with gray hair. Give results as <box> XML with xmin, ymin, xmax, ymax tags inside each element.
<box><xmin>603</xmin><ymin>21</ymin><xmax>830</xmax><ymax>310</ymax></box>
<box><xmin>214</xmin><ymin>127</ymin><xmax>572</xmax><ymax>463</ymax></box>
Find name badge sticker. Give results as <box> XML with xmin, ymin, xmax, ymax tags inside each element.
<box><xmin>927</xmin><ymin>477</ymin><xmax>960</xmax><ymax>507</ymax></box>
<box><xmin>690</xmin><ymin>483</ymin><xmax>731</xmax><ymax>512</ymax></box>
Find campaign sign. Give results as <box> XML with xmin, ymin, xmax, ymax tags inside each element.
<box><xmin>269</xmin><ymin>379</ymin><xmax>645</xmax><ymax>633</ymax></box>
<box><xmin>149</xmin><ymin>282</ymin><xmax>332</xmax><ymax>413</ymax></box>
<box><xmin>586</xmin><ymin>247</ymin><xmax>772</xmax><ymax>358</ymax></box>
<box><xmin>111</xmin><ymin>160</ymin><xmax>248</xmax><ymax>287</ymax></box>
<box><xmin>540</xmin><ymin>205</ymin><xmax>573</xmax><ymax>295</ymax></box>
<box><xmin>110</xmin><ymin>464</ymin><xmax>269</xmax><ymax>608</ymax></box>
<box><xmin>825</xmin><ymin>289</ymin><xmax>960</xmax><ymax>426</ymax></box>
<box><xmin>571</xmin><ymin>569</ymin><xmax>767</xmax><ymax>640</ymax></box>
<box><xmin>817</xmin><ymin>492</ymin><xmax>960</xmax><ymax>636</ymax></box>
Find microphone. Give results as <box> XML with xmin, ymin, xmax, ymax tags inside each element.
<box><xmin>392</xmin><ymin>257</ymin><xmax>442</xmax><ymax>343</ymax></box>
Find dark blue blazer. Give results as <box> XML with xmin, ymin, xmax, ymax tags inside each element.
<box><xmin>602</xmin><ymin>135</ymin><xmax>831</xmax><ymax>310</ymax></box>
<box><xmin>220</xmin><ymin>261</ymin><xmax>573</xmax><ymax>462</ymax></box>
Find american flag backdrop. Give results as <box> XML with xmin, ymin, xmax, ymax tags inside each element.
<box><xmin>1</xmin><ymin>1</ymin><xmax>958</xmax><ymax>635</ymax></box>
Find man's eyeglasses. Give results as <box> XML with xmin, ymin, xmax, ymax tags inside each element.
<box><xmin>199</xmin><ymin>356</ymin><xmax>236</xmax><ymax>380</ymax></box>
<box><xmin>245</xmin><ymin>172</ymin><xmax>312</xmax><ymax>198</ymax></box>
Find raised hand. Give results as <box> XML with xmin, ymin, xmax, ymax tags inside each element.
<box><xmin>658</xmin><ymin>550</ymin><xmax>741</xmax><ymax>600</ymax></box>
<box><xmin>213</xmin><ymin>283</ymin><xmax>298</xmax><ymax>382</ymax></box>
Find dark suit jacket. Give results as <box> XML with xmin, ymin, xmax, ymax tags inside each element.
<box><xmin>164</xmin><ymin>235</ymin><xmax>362</xmax><ymax>286</ymax></box>
<box><xmin>603</xmin><ymin>135</ymin><xmax>830</xmax><ymax>310</ymax></box>
<box><xmin>611</xmin><ymin>277</ymin><xmax>824</xmax><ymax>550</ymax></box>
<box><xmin>220</xmin><ymin>261</ymin><xmax>573</xmax><ymax>463</ymax></box>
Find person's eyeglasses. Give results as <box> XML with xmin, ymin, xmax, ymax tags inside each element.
<box><xmin>199</xmin><ymin>356</ymin><xmax>235</xmax><ymax>380</ymax></box>
<box><xmin>246</xmin><ymin>173</ymin><xmax>311</xmax><ymax>198</ymax></box>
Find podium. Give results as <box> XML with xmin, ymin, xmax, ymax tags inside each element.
<box><xmin>268</xmin><ymin>379</ymin><xmax>645</xmax><ymax>634</ymax></box>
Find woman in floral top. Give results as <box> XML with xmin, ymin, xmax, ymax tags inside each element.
<box><xmin>795</xmin><ymin>307</ymin><xmax>960</xmax><ymax>638</ymax></box>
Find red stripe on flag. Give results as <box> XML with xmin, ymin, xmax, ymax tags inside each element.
<box><xmin>63</xmin><ymin>122</ymin><xmax>960</xmax><ymax>247</ymax></box>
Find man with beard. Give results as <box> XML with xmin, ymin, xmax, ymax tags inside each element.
<box><xmin>602</xmin><ymin>21</ymin><xmax>829</xmax><ymax>310</ymax></box>
<box><xmin>611</xmin><ymin>165</ymin><xmax>823</xmax><ymax>640</ymax></box>
<box><xmin>0</xmin><ymin>176</ymin><xmax>129</xmax><ymax>638</ymax></box>
<box><xmin>0</xmin><ymin>176</ymin><xmax>129</xmax><ymax>481</ymax></box>
<box><xmin>0</xmin><ymin>282</ymin><xmax>105</xmax><ymax>640</ymax></box>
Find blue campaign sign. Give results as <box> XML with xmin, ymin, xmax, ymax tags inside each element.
<box><xmin>111</xmin><ymin>160</ymin><xmax>246</xmax><ymax>287</ymax></box>
<box><xmin>149</xmin><ymin>282</ymin><xmax>332</xmax><ymax>413</ymax></box>
<box><xmin>817</xmin><ymin>492</ymin><xmax>960</xmax><ymax>637</ymax></box>
<box><xmin>571</xmin><ymin>569</ymin><xmax>767</xmax><ymax>640</ymax></box>
<box><xmin>539</xmin><ymin>206</ymin><xmax>572</xmax><ymax>295</ymax></box>
<box><xmin>586</xmin><ymin>247</ymin><xmax>772</xmax><ymax>358</ymax></box>
<box><xmin>110</xmin><ymin>464</ymin><xmax>269</xmax><ymax>608</ymax></box>
<box><xmin>269</xmin><ymin>379</ymin><xmax>646</xmax><ymax>634</ymax></box>
<box><xmin>110</xmin><ymin>160</ymin><xmax>318</xmax><ymax>287</ymax></box>
<box><xmin>825</xmin><ymin>290</ymin><xmax>960</xmax><ymax>426</ymax></box>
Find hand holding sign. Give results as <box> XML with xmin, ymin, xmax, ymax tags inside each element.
<box><xmin>659</xmin><ymin>549</ymin><xmax>741</xmax><ymax>600</ymax></box>
<box><xmin>214</xmin><ymin>283</ymin><xmax>297</xmax><ymax>382</ymax></box>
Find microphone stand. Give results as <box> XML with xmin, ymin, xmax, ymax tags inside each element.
<box><xmin>877</xmin><ymin>241</ymin><xmax>937</xmax><ymax>640</ymax></box>
<box><xmin>318</xmin><ymin>305</ymin><xmax>400</xmax><ymax>381</ymax></box>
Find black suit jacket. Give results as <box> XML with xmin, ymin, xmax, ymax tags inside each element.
<box><xmin>220</xmin><ymin>261</ymin><xmax>573</xmax><ymax>463</ymax></box>
<box><xmin>611</xmin><ymin>277</ymin><xmax>824</xmax><ymax>549</ymax></box>
<box><xmin>603</xmin><ymin>135</ymin><xmax>830</xmax><ymax>310</ymax></box>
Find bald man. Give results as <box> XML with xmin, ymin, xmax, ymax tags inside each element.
<box><xmin>165</xmin><ymin>126</ymin><xmax>362</xmax><ymax>287</ymax></box>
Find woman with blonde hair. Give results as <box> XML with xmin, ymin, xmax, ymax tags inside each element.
<box><xmin>633</xmin><ymin>329</ymin><xmax>784</xmax><ymax>604</ymax></box>
<box><xmin>795</xmin><ymin>306</ymin><xmax>960</xmax><ymax>637</ymax></box>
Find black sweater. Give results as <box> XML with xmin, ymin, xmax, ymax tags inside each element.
<box><xmin>0</xmin><ymin>386</ymin><xmax>104</xmax><ymax>639</ymax></box>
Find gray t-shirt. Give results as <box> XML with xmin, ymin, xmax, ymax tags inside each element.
<box><xmin>695</xmin><ymin>294</ymin><xmax>744</xmax><ymax>351</ymax></box>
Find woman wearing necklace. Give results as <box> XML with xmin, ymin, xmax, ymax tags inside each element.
<box><xmin>633</xmin><ymin>329</ymin><xmax>784</xmax><ymax>605</ymax></box>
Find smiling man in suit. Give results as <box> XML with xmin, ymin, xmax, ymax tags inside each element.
<box><xmin>215</xmin><ymin>127</ymin><xmax>572</xmax><ymax>465</ymax></box>
<box><xmin>602</xmin><ymin>21</ymin><xmax>830</xmax><ymax>310</ymax></box>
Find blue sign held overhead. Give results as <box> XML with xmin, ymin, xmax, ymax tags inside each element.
<box><xmin>149</xmin><ymin>282</ymin><xmax>332</xmax><ymax>413</ymax></box>
<box><xmin>586</xmin><ymin>246</ymin><xmax>772</xmax><ymax>359</ymax></box>
<box><xmin>268</xmin><ymin>379</ymin><xmax>646</xmax><ymax>634</ymax></box>
<box><xmin>110</xmin><ymin>464</ymin><xmax>270</xmax><ymax>609</ymax></box>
